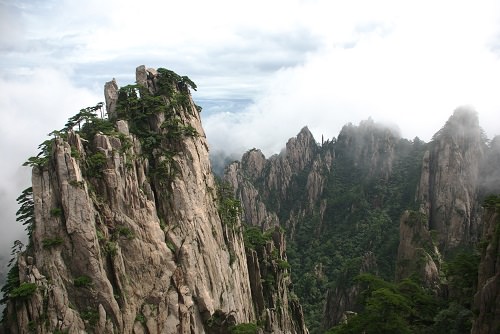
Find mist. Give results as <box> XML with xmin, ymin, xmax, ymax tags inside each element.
<box><xmin>1</xmin><ymin>0</ymin><xmax>500</xmax><ymax>295</ymax></box>
<box><xmin>0</xmin><ymin>69</ymin><xmax>100</xmax><ymax>260</ymax></box>
<box><xmin>480</xmin><ymin>136</ymin><xmax>500</xmax><ymax>197</ymax></box>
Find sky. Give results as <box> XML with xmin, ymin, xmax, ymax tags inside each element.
<box><xmin>1</xmin><ymin>0</ymin><xmax>500</xmax><ymax>256</ymax></box>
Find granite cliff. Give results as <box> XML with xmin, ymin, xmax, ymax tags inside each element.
<box><xmin>472</xmin><ymin>196</ymin><xmax>500</xmax><ymax>334</ymax></box>
<box><xmin>225</xmin><ymin>120</ymin><xmax>416</xmax><ymax>331</ymax></box>
<box><xmin>0</xmin><ymin>66</ymin><xmax>308</xmax><ymax>334</ymax></box>
<box><xmin>416</xmin><ymin>108</ymin><xmax>484</xmax><ymax>252</ymax></box>
<box><xmin>224</xmin><ymin>108</ymin><xmax>499</xmax><ymax>333</ymax></box>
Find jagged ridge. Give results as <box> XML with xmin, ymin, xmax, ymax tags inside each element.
<box><xmin>0</xmin><ymin>66</ymin><xmax>308</xmax><ymax>334</ymax></box>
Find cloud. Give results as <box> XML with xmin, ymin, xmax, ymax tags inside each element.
<box><xmin>0</xmin><ymin>68</ymin><xmax>100</xmax><ymax>255</ymax></box>
<box><xmin>202</xmin><ymin>0</ymin><xmax>500</xmax><ymax>157</ymax></box>
<box><xmin>1</xmin><ymin>0</ymin><xmax>500</xmax><ymax>257</ymax></box>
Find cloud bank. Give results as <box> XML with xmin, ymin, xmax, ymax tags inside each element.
<box><xmin>1</xmin><ymin>0</ymin><xmax>500</xmax><ymax>257</ymax></box>
<box><xmin>203</xmin><ymin>14</ymin><xmax>500</xmax><ymax>157</ymax></box>
<box><xmin>0</xmin><ymin>68</ymin><xmax>100</xmax><ymax>254</ymax></box>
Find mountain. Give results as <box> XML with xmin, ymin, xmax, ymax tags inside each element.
<box><xmin>224</xmin><ymin>108</ymin><xmax>500</xmax><ymax>333</ymax></box>
<box><xmin>0</xmin><ymin>66</ymin><xmax>308</xmax><ymax>334</ymax></box>
<box><xmin>2</xmin><ymin>65</ymin><xmax>499</xmax><ymax>334</ymax></box>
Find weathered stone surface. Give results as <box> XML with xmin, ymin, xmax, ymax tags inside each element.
<box><xmin>2</xmin><ymin>66</ymin><xmax>308</xmax><ymax>333</ymax></box>
<box><xmin>472</xmin><ymin>207</ymin><xmax>500</xmax><ymax>334</ymax></box>
<box><xmin>104</xmin><ymin>78</ymin><xmax>119</xmax><ymax>119</ymax></box>
<box><xmin>417</xmin><ymin>108</ymin><xmax>483</xmax><ymax>252</ymax></box>
<box><xmin>395</xmin><ymin>210</ymin><xmax>441</xmax><ymax>291</ymax></box>
<box><xmin>335</xmin><ymin>118</ymin><xmax>397</xmax><ymax>180</ymax></box>
<box><xmin>225</xmin><ymin>127</ymin><xmax>323</xmax><ymax>231</ymax></box>
<box><xmin>321</xmin><ymin>252</ymin><xmax>377</xmax><ymax>330</ymax></box>
<box><xmin>247</xmin><ymin>227</ymin><xmax>309</xmax><ymax>334</ymax></box>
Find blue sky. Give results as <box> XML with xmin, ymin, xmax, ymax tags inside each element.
<box><xmin>1</xmin><ymin>0</ymin><xmax>500</xmax><ymax>254</ymax></box>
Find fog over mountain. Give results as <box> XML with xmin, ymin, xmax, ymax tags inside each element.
<box><xmin>1</xmin><ymin>0</ymin><xmax>500</xmax><ymax>298</ymax></box>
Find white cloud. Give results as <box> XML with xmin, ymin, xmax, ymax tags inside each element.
<box><xmin>1</xmin><ymin>0</ymin><xmax>500</xmax><ymax>255</ymax></box>
<box><xmin>202</xmin><ymin>0</ymin><xmax>500</xmax><ymax>156</ymax></box>
<box><xmin>0</xmin><ymin>68</ymin><xmax>100</xmax><ymax>254</ymax></box>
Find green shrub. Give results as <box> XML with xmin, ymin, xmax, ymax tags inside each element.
<box><xmin>230</xmin><ymin>323</ymin><xmax>259</xmax><ymax>334</ymax></box>
<box><xmin>74</xmin><ymin>276</ymin><xmax>92</xmax><ymax>288</ymax></box>
<box><xmin>69</xmin><ymin>180</ymin><xmax>85</xmax><ymax>188</ymax></box>
<box><xmin>216</xmin><ymin>181</ymin><xmax>241</xmax><ymax>227</ymax></box>
<box><xmin>80</xmin><ymin>117</ymin><xmax>115</xmax><ymax>140</ymax></box>
<box><xmin>42</xmin><ymin>237</ymin><xmax>64</xmax><ymax>249</ymax></box>
<box><xmin>81</xmin><ymin>309</ymin><xmax>99</xmax><ymax>327</ymax></box>
<box><xmin>96</xmin><ymin>230</ymin><xmax>105</xmax><ymax>241</ymax></box>
<box><xmin>483</xmin><ymin>194</ymin><xmax>500</xmax><ymax>210</ymax></box>
<box><xmin>116</xmin><ymin>226</ymin><xmax>135</xmax><ymax>239</ymax></box>
<box><xmin>28</xmin><ymin>321</ymin><xmax>36</xmax><ymax>330</ymax></box>
<box><xmin>50</xmin><ymin>208</ymin><xmax>63</xmax><ymax>217</ymax></box>
<box><xmin>104</xmin><ymin>241</ymin><xmax>118</xmax><ymax>256</ymax></box>
<box><xmin>118</xmin><ymin>133</ymin><xmax>133</xmax><ymax>153</ymax></box>
<box><xmin>243</xmin><ymin>227</ymin><xmax>271</xmax><ymax>250</ymax></box>
<box><xmin>277</xmin><ymin>259</ymin><xmax>291</xmax><ymax>270</ymax></box>
<box><xmin>86</xmin><ymin>152</ymin><xmax>107</xmax><ymax>177</ymax></box>
<box><xmin>135</xmin><ymin>313</ymin><xmax>146</xmax><ymax>324</ymax></box>
<box><xmin>10</xmin><ymin>282</ymin><xmax>37</xmax><ymax>299</ymax></box>
<box><xmin>70</xmin><ymin>147</ymin><xmax>81</xmax><ymax>160</ymax></box>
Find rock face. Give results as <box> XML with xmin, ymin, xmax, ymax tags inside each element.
<box><xmin>1</xmin><ymin>66</ymin><xmax>307</xmax><ymax>334</ymax></box>
<box><xmin>416</xmin><ymin>108</ymin><xmax>484</xmax><ymax>252</ymax></box>
<box><xmin>472</xmin><ymin>198</ymin><xmax>500</xmax><ymax>334</ymax></box>
<box><xmin>321</xmin><ymin>252</ymin><xmax>377</xmax><ymax>330</ymax></box>
<box><xmin>225</xmin><ymin>120</ymin><xmax>412</xmax><ymax>331</ymax></box>
<box><xmin>225</xmin><ymin>127</ymin><xmax>329</xmax><ymax>233</ymax></box>
<box><xmin>245</xmin><ymin>227</ymin><xmax>308</xmax><ymax>334</ymax></box>
<box><xmin>479</xmin><ymin>136</ymin><xmax>500</xmax><ymax>197</ymax></box>
<box><xmin>395</xmin><ymin>211</ymin><xmax>441</xmax><ymax>291</ymax></box>
<box><xmin>225</xmin><ymin>110</ymin><xmax>500</xmax><ymax>332</ymax></box>
<box><xmin>104</xmin><ymin>78</ymin><xmax>119</xmax><ymax>119</ymax></box>
<box><xmin>334</xmin><ymin>118</ymin><xmax>396</xmax><ymax>180</ymax></box>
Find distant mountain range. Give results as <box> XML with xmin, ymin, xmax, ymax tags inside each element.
<box><xmin>1</xmin><ymin>66</ymin><xmax>499</xmax><ymax>334</ymax></box>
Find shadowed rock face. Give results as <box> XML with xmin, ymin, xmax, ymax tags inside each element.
<box><xmin>395</xmin><ymin>211</ymin><xmax>441</xmax><ymax>291</ymax></box>
<box><xmin>225</xmin><ymin>108</ymin><xmax>500</xmax><ymax>332</ymax></box>
<box><xmin>225</xmin><ymin>120</ymin><xmax>403</xmax><ymax>331</ymax></box>
<box><xmin>225</xmin><ymin>126</ymin><xmax>328</xmax><ymax>232</ymax></box>
<box><xmin>472</xmin><ymin>203</ymin><xmax>500</xmax><ymax>334</ymax></box>
<box><xmin>1</xmin><ymin>66</ymin><xmax>307</xmax><ymax>334</ymax></box>
<box><xmin>417</xmin><ymin>108</ymin><xmax>484</xmax><ymax>252</ymax></box>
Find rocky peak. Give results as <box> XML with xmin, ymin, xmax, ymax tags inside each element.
<box><xmin>335</xmin><ymin>118</ymin><xmax>397</xmax><ymax>179</ymax></box>
<box><xmin>282</xmin><ymin>126</ymin><xmax>317</xmax><ymax>173</ymax></box>
<box><xmin>104</xmin><ymin>79</ymin><xmax>119</xmax><ymax>119</ymax></box>
<box><xmin>1</xmin><ymin>66</ymin><xmax>307</xmax><ymax>334</ymax></box>
<box><xmin>224</xmin><ymin>127</ymin><xmax>326</xmax><ymax>230</ymax></box>
<box><xmin>479</xmin><ymin>135</ymin><xmax>500</xmax><ymax>197</ymax></box>
<box><xmin>433</xmin><ymin>107</ymin><xmax>482</xmax><ymax>146</ymax></box>
<box><xmin>417</xmin><ymin>107</ymin><xmax>484</xmax><ymax>252</ymax></box>
<box><xmin>241</xmin><ymin>149</ymin><xmax>267</xmax><ymax>180</ymax></box>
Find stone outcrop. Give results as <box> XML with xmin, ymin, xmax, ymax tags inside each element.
<box><xmin>225</xmin><ymin>107</ymin><xmax>497</xmax><ymax>333</ymax></box>
<box><xmin>321</xmin><ymin>252</ymin><xmax>377</xmax><ymax>330</ymax></box>
<box><xmin>225</xmin><ymin>149</ymin><xmax>279</xmax><ymax>230</ymax></box>
<box><xmin>395</xmin><ymin>210</ymin><xmax>441</xmax><ymax>291</ymax></box>
<box><xmin>1</xmin><ymin>66</ymin><xmax>307</xmax><ymax>334</ymax></box>
<box><xmin>104</xmin><ymin>78</ymin><xmax>118</xmax><ymax>119</ymax></box>
<box><xmin>416</xmin><ymin>107</ymin><xmax>484</xmax><ymax>252</ymax></box>
<box><xmin>479</xmin><ymin>135</ymin><xmax>500</xmax><ymax>197</ymax></box>
<box><xmin>335</xmin><ymin>118</ymin><xmax>397</xmax><ymax>180</ymax></box>
<box><xmin>246</xmin><ymin>227</ymin><xmax>308</xmax><ymax>334</ymax></box>
<box><xmin>225</xmin><ymin>127</ymin><xmax>329</xmax><ymax>234</ymax></box>
<box><xmin>225</xmin><ymin>120</ymin><xmax>403</xmax><ymax>331</ymax></box>
<box><xmin>472</xmin><ymin>199</ymin><xmax>500</xmax><ymax>334</ymax></box>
